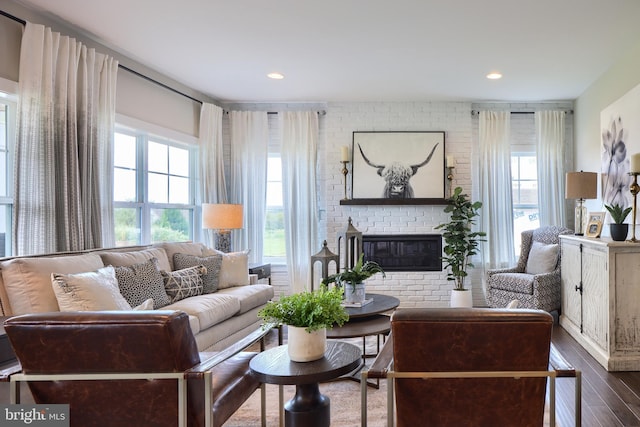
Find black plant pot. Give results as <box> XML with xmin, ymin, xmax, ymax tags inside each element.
<box><xmin>610</xmin><ymin>223</ymin><xmax>629</xmax><ymax>241</ymax></box>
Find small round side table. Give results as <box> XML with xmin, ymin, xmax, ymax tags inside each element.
<box><xmin>249</xmin><ymin>340</ymin><xmax>361</xmax><ymax>427</ymax></box>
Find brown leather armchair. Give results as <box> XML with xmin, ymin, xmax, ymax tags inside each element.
<box><xmin>362</xmin><ymin>308</ymin><xmax>556</xmax><ymax>427</ymax></box>
<box><xmin>4</xmin><ymin>311</ymin><xmax>270</xmax><ymax>427</ymax></box>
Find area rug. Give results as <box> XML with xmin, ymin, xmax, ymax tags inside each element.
<box><xmin>223</xmin><ymin>333</ymin><xmax>558</xmax><ymax>426</ymax></box>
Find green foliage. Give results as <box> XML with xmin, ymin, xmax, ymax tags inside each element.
<box><xmin>604</xmin><ymin>203</ymin><xmax>632</xmax><ymax>224</ymax></box>
<box><xmin>155</xmin><ymin>209</ymin><xmax>189</xmax><ymax>235</ymax></box>
<box><xmin>321</xmin><ymin>253</ymin><xmax>386</xmax><ymax>289</ymax></box>
<box><xmin>258</xmin><ymin>286</ymin><xmax>349</xmax><ymax>332</ymax></box>
<box><xmin>435</xmin><ymin>187</ymin><xmax>486</xmax><ymax>290</ymax></box>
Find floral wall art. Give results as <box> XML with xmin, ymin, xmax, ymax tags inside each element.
<box><xmin>601</xmin><ymin>82</ymin><xmax>640</xmax><ymax>211</ymax></box>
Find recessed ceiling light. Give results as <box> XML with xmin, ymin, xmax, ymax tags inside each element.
<box><xmin>486</xmin><ymin>72</ymin><xmax>503</xmax><ymax>80</ymax></box>
<box><xmin>267</xmin><ymin>72</ymin><xmax>285</xmax><ymax>80</ymax></box>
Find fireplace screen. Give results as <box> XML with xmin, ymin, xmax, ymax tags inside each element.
<box><xmin>362</xmin><ymin>234</ymin><xmax>442</xmax><ymax>272</ymax></box>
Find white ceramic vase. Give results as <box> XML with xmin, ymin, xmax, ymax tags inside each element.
<box><xmin>287</xmin><ymin>326</ymin><xmax>327</xmax><ymax>362</ymax></box>
<box><xmin>450</xmin><ymin>289</ymin><xmax>473</xmax><ymax>308</ymax></box>
<box><xmin>344</xmin><ymin>282</ymin><xmax>366</xmax><ymax>304</ymax></box>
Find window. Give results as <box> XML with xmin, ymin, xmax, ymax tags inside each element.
<box><xmin>511</xmin><ymin>153</ymin><xmax>539</xmax><ymax>251</ymax></box>
<box><xmin>114</xmin><ymin>128</ymin><xmax>196</xmax><ymax>246</ymax></box>
<box><xmin>0</xmin><ymin>98</ymin><xmax>16</xmax><ymax>257</ymax></box>
<box><xmin>264</xmin><ymin>155</ymin><xmax>285</xmax><ymax>262</ymax></box>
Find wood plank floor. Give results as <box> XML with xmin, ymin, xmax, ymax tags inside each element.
<box><xmin>552</xmin><ymin>324</ymin><xmax>640</xmax><ymax>426</ymax></box>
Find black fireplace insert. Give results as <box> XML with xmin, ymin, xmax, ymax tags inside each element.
<box><xmin>362</xmin><ymin>234</ymin><xmax>442</xmax><ymax>272</ymax></box>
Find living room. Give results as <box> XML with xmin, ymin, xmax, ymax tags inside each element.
<box><xmin>1</xmin><ymin>1</ymin><xmax>640</xmax><ymax>426</ymax></box>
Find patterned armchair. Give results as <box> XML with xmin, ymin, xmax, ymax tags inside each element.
<box><xmin>486</xmin><ymin>226</ymin><xmax>573</xmax><ymax>312</ymax></box>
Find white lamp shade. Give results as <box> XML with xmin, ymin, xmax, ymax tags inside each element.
<box><xmin>202</xmin><ymin>203</ymin><xmax>243</xmax><ymax>230</ymax></box>
<box><xmin>565</xmin><ymin>172</ymin><xmax>597</xmax><ymax>200</ymax></box>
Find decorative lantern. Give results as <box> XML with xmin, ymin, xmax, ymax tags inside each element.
<box><xmin>337</xmin><ymin>217</ymin><xmax>363</xmax><ymax>271</ymax></box>
<box><xmin>310</xmin><ymin>240</ymin><xmax>340</xmax><ymax>291</ymax></box>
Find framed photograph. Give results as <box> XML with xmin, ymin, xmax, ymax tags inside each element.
<box><xmin>586</xmin><ymin>212</ymin><xmax>605</xmax><ymax>238</ymax></box>
<box><xmin>351</xmin><ymin>131</ymin><xmax>446</xmax><ymax>204</ymax></box>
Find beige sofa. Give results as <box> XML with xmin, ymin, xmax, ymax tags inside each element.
<box><xmin>0</xmin><ymin>242</ymin><xmax>274</xmax><ymax>352</ymax></box>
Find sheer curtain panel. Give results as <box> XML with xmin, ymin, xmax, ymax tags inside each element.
<box><xmin>199</xmin><ymin>103</ymin><xmax>227</xmax><ymax>247</ymax></box>
<box><xmin>14</xmin><ymin>22</ymin><xmax>118</xmax><ymax>255</ymax></box>
<box><xmin>535</xmin><ymin>111</ymin><xmax>566</xmax><ymax>227</ymax></box>
<box><xmin>229</xmin><ymin>111</ymin><xmax>268</xmax><ymax>261</ymax></box>
<box><xmin>478</xmin><ymin>111</ymin><xmax>516</xmax><ymax>269</ymax></box>
<box><xmin>281</xmin><ymin>112</ymin><xmax>319</xmax><ymax>293</ymax></box>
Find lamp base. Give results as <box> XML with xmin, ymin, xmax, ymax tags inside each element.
<box><xmin>215</xmin><ymin>231</ymin><xmax>232</xmax><ymax>253</ymax></box>
<box><xmin>574</xmin><ymin>200</ymin><xmax>587</xmax><ymax>236</ymax></box>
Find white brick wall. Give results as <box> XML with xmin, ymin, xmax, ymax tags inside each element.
<box><xmin>220</xmin><ymin>100</ymin><xmax>574</xmax><ymax>309</ymax></box>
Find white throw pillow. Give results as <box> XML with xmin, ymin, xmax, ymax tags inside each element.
<box><xmin>202</xmin><ymin>248</ymin><xmax>250</xmax><ymax>289</ymax></box>
<box><xmin>133</xmin><ymin>298</ymin><xmax>155</xmax><ymax>310</ymax></box>
<box><xmin>525</xmin><ymin>241</ymin><xmax>559</xmax><ymax>275</ymax></box>
<box><xmin>51</xmin><ymin>266</ymin><xmax>133</xmax><ymax>311</ymax></box>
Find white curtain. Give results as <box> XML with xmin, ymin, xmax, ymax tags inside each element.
<box><xmin>14</xmin><ymin>22</ymin><xmax>118</xmax><ymax>255</ymax></box>
<box><xmin>281</xmin><ymin>111</ymin><xmax>319</xmax><ymax>293</ymax></box>
<box><xmin>199</xmin><ymin>103</ymin><xmax>227</xmax><ymax>247</ymax></box>
<box><xmin>535</xmin><ymin>111</ymin><xmax>566</xmax><ymax>226</ymax></box>
<box><xmin>229</xmin><ymin>111</ymin><xmax>268</xmax><ymax>261</ymax></box>
<box><xmin>478</xmin><ymin>111</ymin><xmax>516</xmax><ymax>269</ymax></box>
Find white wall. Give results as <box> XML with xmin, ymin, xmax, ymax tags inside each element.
<box><xmin>574</xmin><ymin>38</ymin><xmax>640</xmax><ymax>215</ymax></box>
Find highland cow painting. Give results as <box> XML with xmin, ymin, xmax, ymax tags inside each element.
<box><xmin>351</xmin><ymin>131</ymin><xmax>445</xmax><ymax>201</ymax></box>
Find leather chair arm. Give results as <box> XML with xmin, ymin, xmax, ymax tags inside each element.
<box><xmin>186</xmin><ymin>323</ymin><xmax>276</xmax><ymax>378</ymax></box>
<box><xmin>366</xmin><ymin>334</ymin><xmax>394</xmax><ymax>379</ymax></box>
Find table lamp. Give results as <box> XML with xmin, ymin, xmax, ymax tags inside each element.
<box><xmin>565</xmin><ymin>171</ymin><xmax>597</xmax><ymax>235</ymax></box>
<box><xmin>202</xmin><ymin>203</ymin><xmax>243</xmax><ymax>252</ymax></box>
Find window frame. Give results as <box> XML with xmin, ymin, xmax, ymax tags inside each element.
<box><xmin>0</xmin><ymin>95</ymin><xmax>17</xmax><ymax>256</ymax></box>
<box><xmin>114</xmin><ymin>123</ymin><xmax>198</xmax><ymax>246</ymax></box>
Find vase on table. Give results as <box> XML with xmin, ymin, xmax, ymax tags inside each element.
<box><xmin>287</xmin><ymin>326</ymin><xmax>326</xmax><ymax>362</ymax></box>
<box><xmin>344</xmin><ymin>282</ymin><xmax>366</xmax><ymax>304</ymax></box>
<box><xmin>450</xmin><ymin>289</ymin><xmax>472</xmax><ymax>308</ymax></box>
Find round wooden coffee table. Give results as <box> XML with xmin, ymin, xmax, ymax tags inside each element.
<box><xmin>249</xmin><ymin>340</ymin><xmax>361</xmax><ymax>427</ymax></box>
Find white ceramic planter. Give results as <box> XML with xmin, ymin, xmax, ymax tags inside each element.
<box><xmin>287</xmin><ymin>326</ymin><xmax>327</xmax><ymax>362</ymax></box>
<box><xmin>450</xmin><ymin>289</ymin><xmax>473</xmax><ymax>308</ymax></box>
<box><xmin>344</xmin><ymin>282</ymin><xmax>366</xmax><ymax>304</ymax></box>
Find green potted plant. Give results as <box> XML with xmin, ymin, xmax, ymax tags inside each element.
<box><xmin>258</xmin><ymin>285</ymin><xmax>349</xmax><ymax>361</ymax></box>
<box><xmin>605</xmin><ymin>203</ymin><xmax>632</xmax><ymax>241</ymax></box>
<box><xmin>435</xmin><ymin>187</ymin><xmax>486</xmax><ymax>307</ymax></box>
<box><xmin>321</xmin><ymin>253</ymin><xmax>386</xmax><ymax>304</ymax></box>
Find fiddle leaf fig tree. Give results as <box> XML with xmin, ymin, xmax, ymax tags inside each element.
<box><xmin>435</xmin><ymin>187</ymin><xmax>486</xmax><ymax>291</ymax></box>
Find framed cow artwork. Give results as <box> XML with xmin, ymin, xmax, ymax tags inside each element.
<box><xmin>350</xmin><ymin>131</ymin><xmax>446</xmax><ymax>204</ymax></box>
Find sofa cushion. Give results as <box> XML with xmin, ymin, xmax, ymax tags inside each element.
<box><xmin>51</xmin><ymin>266</ymin><xmax>132</xmax><ymax>311</ymax></box>
<box><xmin>201</xmin><ymin>248</ymin><xmax>250</xmax><ymax>289</ymax></box>
<box><xmin>0</xmin><ymin>253</ymin><xmax>105</xmax><ymax>314</ymax></box>
<box><xmin>99</xmin><ymin>247</ymin><xmax>171</xmax><ymax>272</ymax></box>
<box><xmin>217</xmin><ymin>284</ymin><xmax>274</xmax><ymax>314</ymax></box>
<box><xmin>489</xmin><ymin>272</ymin><xmax>535</xmax><ymax>295</ymax></box>
<box><xmin>163</xmin><ymin>293</ymin><xmax>241</xmax><ymax>330</ymax></box>
<box><xmin>114</xmin><ymin>257</ymin><xmax>170</xmax><ymax>309</ymax></box>
<box><xmin>161</xmin><ymin>265</ymin><xmax>205</xmax><ymax>303</ymax></box>
<box><xmin>154</xmin><ymin>242</ymin><xmax>206</xmax><ymax>270</ymax></box>
<box><xmin>173</xmin><ymin>253</ymin><xmax>222</xmax><ymax>293</ymax></box>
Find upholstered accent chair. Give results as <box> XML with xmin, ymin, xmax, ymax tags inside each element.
<box><xmin>362</xmin><ymin>308</ymin><xmax>556</xmax><ymax>427</ymax></box>
<box><xmin>486</xmin><ymin>226</ymin><xmax>573</xmax><ymax>312</ymax></box>
<box><xmin>4</xmin><ymin>311</ymin><xmax>270</xmax><ymax>427</ymax></box>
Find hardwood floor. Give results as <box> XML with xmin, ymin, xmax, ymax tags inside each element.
<box><xmin>552</xmin><ymin>324</ymin><xmax>640</xmax><ymax>426</ymax></box>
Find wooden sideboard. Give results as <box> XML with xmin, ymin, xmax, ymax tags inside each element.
<box><xmin>560</xmin><ymin>235</ymin><xmax>640</xmax><ymax>371</ymax></box>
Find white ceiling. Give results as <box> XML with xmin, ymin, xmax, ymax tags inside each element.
<box><xmin>14</xmin><ymin>0</ymin><xmax>640</xmax><ymax>103</ymax></box>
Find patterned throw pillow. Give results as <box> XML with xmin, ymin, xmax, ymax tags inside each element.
<box><xmin>162</xmin><ymin>265</ymin><xmax>206</xmax><ymax>303</ymax></box>
<box><xmin>173</xmin><ymin>253</ymin><xmax>222</xmax><ymax>293</ymax></box>
<box><xmin>113</xmin><ymin>257</ymin><xmax>170</xmax><ymax>309</ymax></box>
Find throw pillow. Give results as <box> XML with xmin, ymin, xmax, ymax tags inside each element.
<box><xmin>51</xmin><ymin>266</ymin><xmax>133</xmax><ymax>311</ymax></box>
<box><xmin>133</xmin><ymin>298</ymin><xmax>155</xmax><ymax>310</ymax></box>
<box><xmin>162</xmin><ymin>265</ymin><xmax>206</xmax><ymax>303</ymax></box>
<box><xmin>217</xmin><ymin>250</ymin><xmax>250</xmax><ymax>289</ymax></box>
<box><xmin>173</xmin><ymin>253</ymin><xmax>222</xmax><ymax>293</ymax></box>
<box><xmin>525</xmin><ymin>241</ymin><xmax>559</xmax><ymax>275</ymax></box>
<box><xmin>113</xmin><ymin>257</ymin><xmax>170</xmax><ymax>309</ymax></box>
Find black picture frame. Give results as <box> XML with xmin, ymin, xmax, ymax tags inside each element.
<box><xmin>348</xmin><ymin>131</ymin><xmax>446</xmax><ymax>205</ymax></box>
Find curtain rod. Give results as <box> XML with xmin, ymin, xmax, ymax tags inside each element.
<box><xmin>471</xmin><ymin>109</ymin><xmax>574</xmax><ymax>116</ymax></box>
